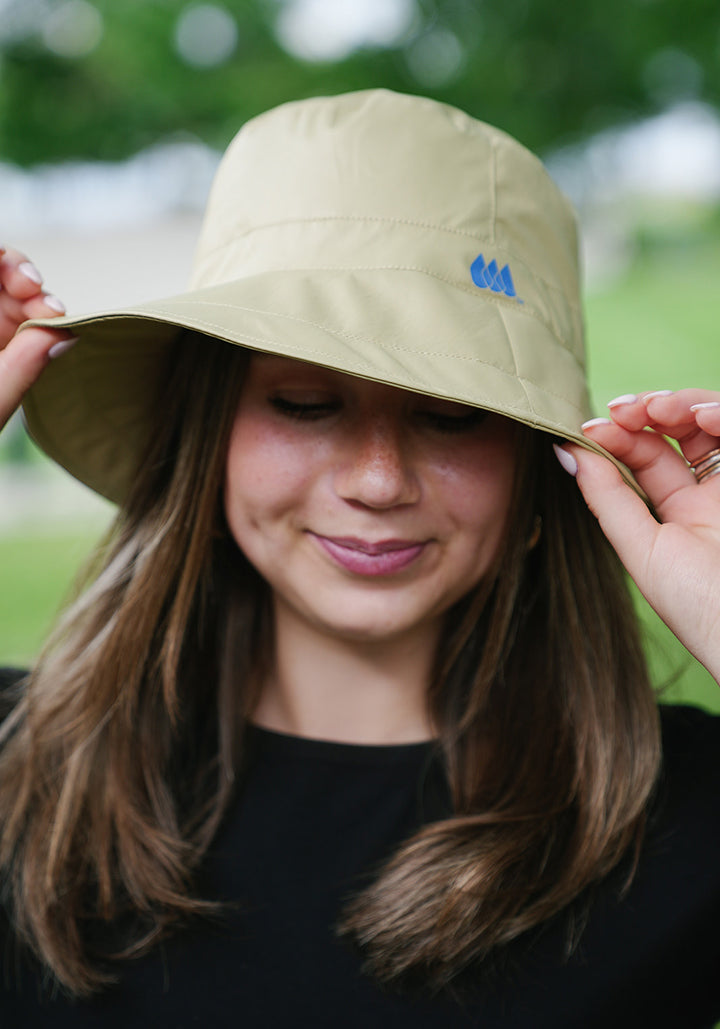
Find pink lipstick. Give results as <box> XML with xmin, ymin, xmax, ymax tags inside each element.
<box><xmin>311</xmin><ymin>534</ymin><xmax>426</xmax><ymax>576</ymax></box>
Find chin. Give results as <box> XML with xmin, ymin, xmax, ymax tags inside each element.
<box><xmin>308</xmin><ymin>608</ymin><xmax>437</xmax><ymax>646</ymax></box>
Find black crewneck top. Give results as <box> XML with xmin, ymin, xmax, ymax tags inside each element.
<box><xmin>1</xmin><ymin>670</ymin><xmax>719</xmax><ymax>1027</ymax></box>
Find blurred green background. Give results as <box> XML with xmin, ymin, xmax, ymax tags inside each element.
<box><xmin>3</xmin><ymin>0</ymin><xmax>720</xmax><ymax>163</ymax></box>
<box><xmin>1</xmin><ymin>0</ymin><xmax>720</xmax><ymax>720</ymax></box>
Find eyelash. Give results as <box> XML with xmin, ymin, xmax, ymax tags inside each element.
<box><xmin>419</xmin><ymin>411</ymin><xmax>488</xmax><ymax>434</ymax></box>
<box><xmin>269</xmin><ymin>397</ymin><xmax>487</xmax><ymax>434</ymax></box>
<box><xmin>270</xmin><ymin>397</ymin><xmax>339</xmax><ymax>421</ymax></box>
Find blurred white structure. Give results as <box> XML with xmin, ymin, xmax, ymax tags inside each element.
<box><xmin>548</xmin><ymin>102</ymin><xmax>720</xmax><ymax>285</ymax></box>
<box><xmin>1</xmin><ymin>141</ymin><xmax>218</xmax><ymax>311</ymax></box>
<box><xmin>275</xmin><ymin>0</ymin><xmax>416</xmax><ymax>62</ymax></box>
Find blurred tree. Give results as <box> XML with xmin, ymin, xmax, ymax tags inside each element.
<box><xmin>0</xmin><ymin>0</ymin><xmax>719</xmax><ymax>163</ymax></box>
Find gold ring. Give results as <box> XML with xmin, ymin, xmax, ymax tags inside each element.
<box><xmin>689</xmin><ymin>447</ymin><xmax>720</xmax><ymax>484</ymax></box>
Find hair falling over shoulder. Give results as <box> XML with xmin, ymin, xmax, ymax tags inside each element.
<box><xmin>0</xmin><ymin>338</ymin><xmax>661</xmax><ymax>996</ymax></box>
<box><xmin>0</xmin><ymin>335</ymin><xmax>265</xmax><ymax>994</ymax></box>
<box><xmin>339</xmin><ymin>435</ymin><xmax>661</xmax><ymax>987</ymax></box>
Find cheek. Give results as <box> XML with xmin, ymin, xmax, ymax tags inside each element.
<box><xmin>223</xmin><ymin>419</ymin><xmax>323</xmax><ymax>543</ymax></box>
<box><xmin>224</xmin><ymin>422</ymin><xmax>279</xmax><ymax>547</ymax></box>
<box><xmin>428</xmin><ymin>437</ymin><xmax>517</xmax><ymax>574</ymax></box>
<box><xmin>437</xmin><ymin>449</ymin><xmax>515</xmax><ymax>530</ymax></box>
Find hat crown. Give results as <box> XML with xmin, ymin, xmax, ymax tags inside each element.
<box><xmin>190</xmin><ymin>90</ymin><xmax>583</xmax><ymax>370</ymax></box>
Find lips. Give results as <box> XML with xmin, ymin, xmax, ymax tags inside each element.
<box><xmin>310</xmin><ymin>534</ymin><xmax>428</xmax><ymax>576</ymax></box>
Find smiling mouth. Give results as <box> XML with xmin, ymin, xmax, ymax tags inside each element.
<box><xmin>309</xmin><ymin>534</ymin><xmax>428</xmax><ymax>576</ymax></box>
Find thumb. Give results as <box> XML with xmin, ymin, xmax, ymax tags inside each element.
<box><xmin>0</xmin><ymin>327</ymin><xmax>75</xmax><ymax>430</ymax></box>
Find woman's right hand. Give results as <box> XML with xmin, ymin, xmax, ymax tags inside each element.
<box><xmin>0</xmin><ymin>246</ymin><xmax>75</xmax><ymax>430</ymax></box>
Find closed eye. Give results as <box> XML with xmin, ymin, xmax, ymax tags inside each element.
<box><xmin>418</xmin><ymin>409</ymin><xmax>488</xmax><ymax>434</ymax></box>
<box><xmin>269</xmin><ymin>396</ymin><xmax>341</xmax><ymax>421</ymax></box>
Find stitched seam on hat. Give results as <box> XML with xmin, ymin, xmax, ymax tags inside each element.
<box><xmin>184</xmin><ymin>316</ymin><xmax>589</xmax><ymax>418</ymax></box>
<box><xmin>144</xmin><ymin>306</ymin><xmax>589</xmax><ymax>420</ymax></box>
<box><xmin>201</xmin><ymin>214</ymin><xmax>494</xmax><ymax>245</ymax></box>
<box><xmin>497</xmin><ymin>302</ymin><xmax>534</xmax><ymax>416</ymax></box>
<box><xmin>178</xmin><ymin>308</ymin><xmax>584</xmax><ymax>417</ymax></box>
<box><xmin>196</xmin><ymin>218</ymin><xmax>573</xmax><ymax>299</ymax></box>
<box><xmin>186</xmin><ymin>265</ymin><xmax>582</xmax><ymax>359</ymax></box>
<box><xmin>153</xmin><ymin>298</ymin><xmax>586</xmax><ymax>387</ymax></box>
<box><xmin>489</xmin><ymin>139</ymin><xmax>497</xmax><ymax>246</ymax></box>
<box><xmin>169</xmin><ymin>295</ymin><xmax>580</xmax><ymax>367</ymax></box>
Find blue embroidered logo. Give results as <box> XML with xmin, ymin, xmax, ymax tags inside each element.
<box><xmin>470</xmin><ymin>254</ymin><xmax>521</xmax><ymax>302</ymax></box>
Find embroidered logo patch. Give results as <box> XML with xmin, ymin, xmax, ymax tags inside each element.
<box><xmin>470</xmin><ymin>254</ymin><xmax>521</xmax><ymax>302</ymax></box>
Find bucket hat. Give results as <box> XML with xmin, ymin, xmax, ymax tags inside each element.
<box><xmin>23</xmin><ymin>88</ymin><xmax>624</xmax><ymax>504</ymax></box>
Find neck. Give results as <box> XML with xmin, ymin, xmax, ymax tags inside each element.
<box><xmin>251</xmin><ymin>598</ymin><xmax>439</xmax><ymax>744</ymax></box>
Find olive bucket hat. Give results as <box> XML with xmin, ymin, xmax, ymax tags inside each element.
<box><xmin>23</xmin><ymin>88</ymin><xmax>622</xmax><ymax>504</ymax></box>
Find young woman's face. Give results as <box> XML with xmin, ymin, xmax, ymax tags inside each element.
<box><xmin>224</xmin><ymin>355</ymin><xmax>517</xmax><ymax>645</ymax></box>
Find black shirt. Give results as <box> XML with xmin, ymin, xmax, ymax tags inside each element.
<box><xmin>1</xmin><ymin>669</ymin><xmax>719</xmax><ymax>1027</ymax></box>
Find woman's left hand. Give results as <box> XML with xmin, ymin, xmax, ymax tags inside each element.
<box><xmin>560</xmin><ymin>389</ymin><xmax>720</xmax><ymax>683</ymax></box>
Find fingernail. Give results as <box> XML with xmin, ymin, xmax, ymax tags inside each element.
<box><xmin>643</xmin><ymin>390</ymin><xmax>673</xmax><ymax>401</ymax></box>
<box><xmin>43</xmin><ymin>294</ymin><xmax>66</xmax><ymax>314</ymax></box>
<box><xmin>19</xmin><ymin>261</ymin><xmax>43</xmax><ymax>285</ymax></box>
<box><xmin>553</xmin><ymin>443</ymin><xmax>578</xmax><ymax>476</ymax></box>
<box><xmin>48</xmin><ymin>337</ymin><xmax>78</xmax><ymax>359</ymax></box>
<box><xmin>690</xmin><ymin>402</ymin><xmax>720</xmax><ymax>411</ymax></box>
<box><xmin>607</xmin><ymin>393</ymin><xmax>637</xmax><ymax>408</ymax></box>
<box><xmin>581</xmin><ymin>417</ymin><xmax>612</xmax><ymax>429</ymax></box>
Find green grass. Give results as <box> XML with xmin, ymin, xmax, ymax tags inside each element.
<box><xmin>0</xmin><ymin>528</ymin><xmax>105</xmax><ymax>666</ymax></box>
<box><xmin>585</xmin><ymin>241</ymin><xmax>720</xmax><ymax>406</ymax></box>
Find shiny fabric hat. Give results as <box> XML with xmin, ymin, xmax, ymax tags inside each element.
<box><xmin>24</xmin><ymin>88</ymin><xmax>617</xmax><ymax>504</ymax></box>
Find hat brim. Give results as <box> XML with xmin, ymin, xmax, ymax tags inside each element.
<box><xmin>23</xmin><ymin>268</ymin><xmax>638</xmax><ymax>504</ymax></box>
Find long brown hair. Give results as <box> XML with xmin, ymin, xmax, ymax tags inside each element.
<box><xmin>0</xmin><ymin>334</ymin><xmax>660</xmax><ymax>995</ymax></box>
<box><xmin>340</xmin><ymin>429</ymin><xmax>660</xmax><ymax>986</ymax></box>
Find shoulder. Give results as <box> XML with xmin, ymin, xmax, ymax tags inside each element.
<box><xmin>651</xmin><ymin>703</ymin><xmax>720</xmax><ymax>865</ymax></box>
<box><xmin>658</xmin><ymin>702</ymin><xmax>720</xmax><ymax>784</ymax></box>
<box><xmin>0</xmin><ymin>667</ymin><xmax>28</xmax><ymax>726</ymax></box>
<box><xmin>659</xmin><ymin>699</ymin><xmax>720</xmax><ymax>736</ymax></box>
<box><xmin>0</xmin><ymin>668</ymin><xmax>27</xmax><ymax>688</ymax></box>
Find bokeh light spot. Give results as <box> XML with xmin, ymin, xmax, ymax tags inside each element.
<box><xmin>404</xmin><ymin>28</ymin><xmax>464</xmax><ymax>88</ymax></box>
<box><xmin>275</xmin><ymin>0</ymin><xmax>416</xmax><ymax>62</ymax></box>
<box><xmin>42</xmin><ymin>0</ymin><xmax>103</xmax><ymax>59</ymax></box>
<box><xmin>643</xmin><ymin>47</ymin><xmax>703</xmax><ymax>106</ymax></box>
<box><xmin>175</xmin><ymin>4</ymin><xmax>238</xmax><ymax>68</ymax></box>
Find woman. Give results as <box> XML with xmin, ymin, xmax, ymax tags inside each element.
<box><xmin>0</xmin><ymin>90</ymin><xmax>718</xmax><ymax>1027</ymax></box>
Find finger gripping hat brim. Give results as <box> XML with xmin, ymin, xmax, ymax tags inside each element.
<box><xmin>22</xmin><ymin>89</ymin><xmax>631</xmax><ymax>504</ymax></box>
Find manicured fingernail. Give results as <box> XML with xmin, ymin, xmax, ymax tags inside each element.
<box><xmin>48</xmin><ymin>337</ymin><xmax>78</xmax><ymax>359</ymax></box>
<box><xmin>581</xmin><ymin>417</ymin><xmax>612</xmax><ymax>429</ymax></box>
<box><xmin>553</xmin><ymin>443</ymin><xmax>578</xmax><ymax>476</ymax></box>
<box><xmin>43</xmin><ymin>294</ymin><xmax>66</xmax><ymax>314</ymax></box>
<box><xmin>607</xmin><ymin>393</ymin><xmax>637</xmax><ymax>408</ymax></box>
<box><xmin>19</xmin><ymin>261</ymin><xmax>43</xmax><ymax>285</ymax></box>
<box><xmin>643</xmin><ymin>390</ymin><xmax>673</xmax><ymax>401</ymax></box>
<box><xmin>690</xmin><ymin>402</ymin><xmax>720</xmax><ymax>411</ymax></box>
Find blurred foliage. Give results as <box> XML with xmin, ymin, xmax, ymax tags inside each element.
<box><xmin>1</xmin><ymin>0</ymin><xmax>720</xmax><ymax>166</ymax></box>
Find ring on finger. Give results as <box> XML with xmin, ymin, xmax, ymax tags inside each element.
<box><xmin>689</xmin><ymin>447</ymin><xmax>720</xmax><ymax>484</ymax></box>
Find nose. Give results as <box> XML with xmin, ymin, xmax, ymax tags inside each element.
<box><xmin>334</xmin><ymin>414</ymin><xmax>421</xmax><ymax>509</ymax></box>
